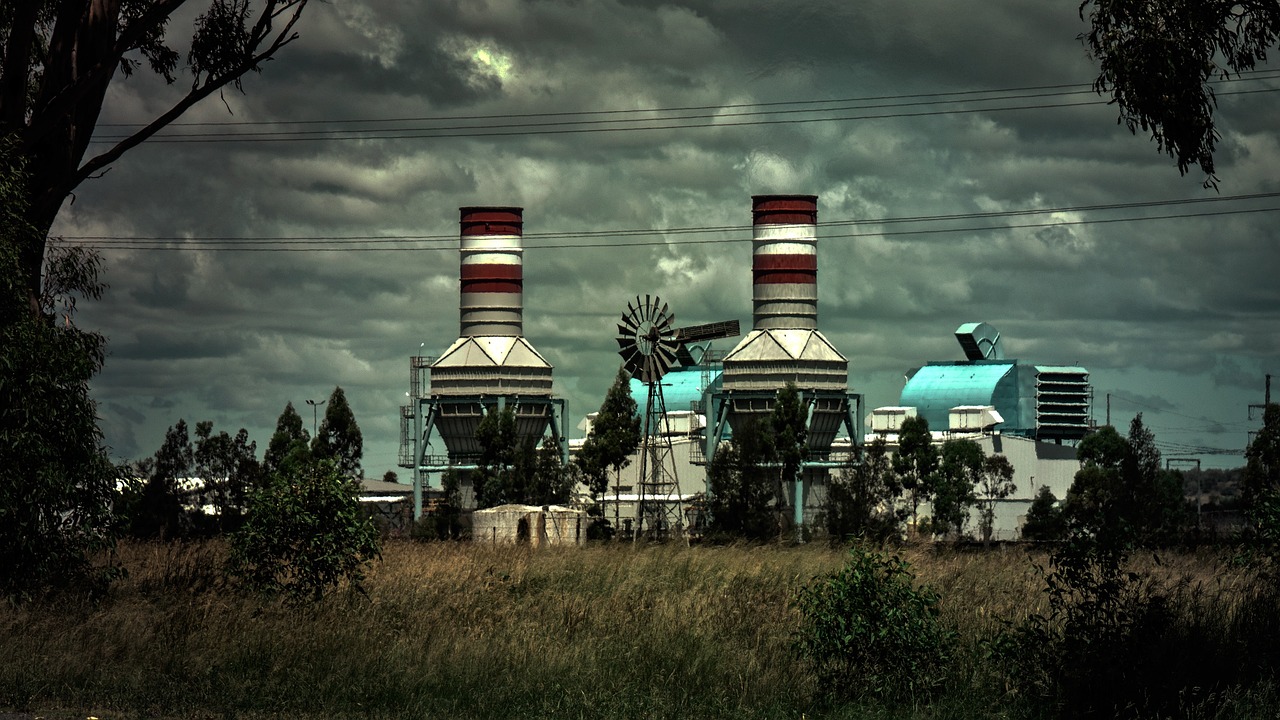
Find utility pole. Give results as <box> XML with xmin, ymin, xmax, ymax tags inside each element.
<box><xmin>305</xmin><ymin>398</ymin><xmax>326</xmax><ymax>437</ymax></box>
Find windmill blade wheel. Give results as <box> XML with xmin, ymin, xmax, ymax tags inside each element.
<box><xmin>616</xmin><ymin>294</ymin><xmax>677</xmax><ymax>384</ymax></box>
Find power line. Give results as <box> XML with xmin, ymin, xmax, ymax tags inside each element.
<box><xmin>95</xmin><ymin>69</ymin><xmax>1280</xmax><ymax>130</ymax></box>
<box><xmin>58</xmin><ymin>190</ymin><xmax>1280</xmax><ymax>242</ymax></box>
<box><xmin>56</xmin><ymin>203</ymin><xmax>1280</xmax><ymax>252</ymax></box>
<box><xmin>85</xmin><ymin>84</ymin><xmax>1280</xmax><ymax>145</ymax></box>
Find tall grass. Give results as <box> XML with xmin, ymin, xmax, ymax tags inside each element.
<box><xmin>1</xmin><ymin>541</ymin><xmax>1276</xmax><ymax>719</ymax></box>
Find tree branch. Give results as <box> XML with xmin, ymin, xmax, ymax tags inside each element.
<box><xmin>25</xmin><ymin>0</ymin><xmax>189</xmax><ymax>150</ymax></box>
<box><xmin>51</xmin><ymin>1</ymin><xmax>308</xmax><ymax>207</ymax></box>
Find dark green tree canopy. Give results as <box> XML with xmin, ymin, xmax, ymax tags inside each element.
<box><xmin>932</xmin><ymin>439</ymin><xmax>983</xmax><ymax>538</ymax></box>
<box><xmin>771</xmin><ymin>383</ymin><xmax>809</xmax><ymax>487</ymax></box>
<box><xmin>1245</xmin><ymin>403</ymin><xmax>1280</xmax><ymax>503</ymax></box>
<box><xmin>1</xmin><ymin>149</ymin><xmax>117</xmax><ymax>599</ymax></box>
<box><xmin>312</xmin><ymin>386</ymin><xmax>363</xmax><ymax>480</ymax></box>
<box><xmin>824</xmin><ymin>437</ymin><xmax>904</xmax><ymax>544</ymax></box>
<box><xmin>473</xmin><ymin>407</ymin><xmax>570</xmax><ymax>509</ymax></box>
<box><xmin>265</xmin><ymin>401</ymin><xmax>310</xmax><ymax>474</ymax></box>
<box><xmin>976</xmin><ymin>454</ymin><xmax>1016</xmax><ymax>543</ymax></box>
<box><xmin>706</xmin><ymin>416</ymin><xmax>779</xmax><ymax>541</ymax></box>
<box><xmin>228</xmin><ymin>457</ymin><xmax>380</xmax><ymax>604</ymax></box>
<box><xmin>892</xmin><ymin>415</ymin><xmax>939</xmax><ymax>533</ymax></box>
<box><xmin>194</xmin><ymin>420</ymin><xmax>260</xmax><ymax>529</ymax></box>
<box><xmin>1065</xmin><ymin>415</ymin><xmax>1189</xmax><ymax>549</ymax></box>
<box><xmin>1021</xmin><ymin>485</ymin><xmax>1067</xmax><ymax>542</ymax></box>
<box><xmin>577</xmin><ymin>368</ymin><xmax>641</xmax><ymax>500</ymax></box>
<box><xmin>1080</xmin><ymin>0</ymin><xmax>1280</xmax><ymax>184</ymax></box>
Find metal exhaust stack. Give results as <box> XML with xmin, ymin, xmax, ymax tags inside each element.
<box><xmin>460</xmin><ymin>206</ymin><xmax>524</xmax><ymax>337</ymax></box>
<box><xmin>714</xmin><ymin>194</ymin><xmax>858</xmax><ymax>537</ymax></box>
<box><xmin>402</xmin><ymin>205</ymin><xmax>564</xmax><ymax>519</ymax></box>
<box><xmin>752</xmin><ymin>194</ymin><xmax>818</xmax><ymax>330</ymax></box>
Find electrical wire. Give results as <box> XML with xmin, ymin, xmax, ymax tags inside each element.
<box><xmin>94</xmin><ymin>69</ymin><xmax>1280</xmax><ymax>131</ymax></box>
<box><xmin>55</xmin><ymin>199</ymin><xmax>1280</xmax><ymax>251</ymax></box>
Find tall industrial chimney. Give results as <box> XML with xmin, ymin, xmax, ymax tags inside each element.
<box><xmin>751</xmin><ymin>194</ymin><xmax>818</xmax><ymax>330</ymax></box>
<box><xmin>459</xmin><ymin>206</ymin><xmax>524</xmax><ymax>337</ymax></box>
<box><xmin>721</xmin><ymin>194</ymin><xmax>848</xmax><ymax>400</ymax></box>
<box><xmin>712</xmin><ymin>194</ymin><xmax>858</xmax><ymax>536</ymax></box>
<box><xmin>418</xmin><ymin>205</ymin><xmax>556</xmax><ymax>459</ymax></box>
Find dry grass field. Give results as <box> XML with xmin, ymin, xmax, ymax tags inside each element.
<box><xmin>1</xmin><ymin>540</ymin><xmax>1276</xmax><ymax>719</ymax></box>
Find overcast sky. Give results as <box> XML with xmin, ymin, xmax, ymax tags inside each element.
<box><xmin>55</xmin><ymin>0</ymin><xmax>1279</xmax><ymax>476</ymax></box>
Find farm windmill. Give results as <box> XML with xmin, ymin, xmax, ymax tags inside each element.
<box><xmin>616</xmin><ymin>295</ymin><xmax>738</xmax><ymax>540</ymax></box>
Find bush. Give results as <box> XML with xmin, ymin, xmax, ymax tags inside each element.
<box><xmin>793</xmin><ymin>545</ymin><xmax>955</xmax><ymax>700</ymax></box>
<box><xmin>227</xmin><ymin>459</ymin><xmax>380</xmax><ymax>603</ymax></box>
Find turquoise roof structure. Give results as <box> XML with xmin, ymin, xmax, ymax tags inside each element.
<box><xmin>896</xmin><ymin>324</ymin><xmax>1091</xmax><ymax>440</ymax></box>
<box><xmin>630</xmin><ymin>366</ymin><xmax>721</xmax><ymax>416</ymax></box>
<box><xmin>900</xmin><ymin>361</ymin><xmax>1032</xmax><ymax>434</ymax></box>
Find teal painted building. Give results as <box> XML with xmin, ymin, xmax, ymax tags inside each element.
<box><xmin>899</xmin><ymin>324</ymin><xmax>1090</xmax><ymax>440</ymax></box>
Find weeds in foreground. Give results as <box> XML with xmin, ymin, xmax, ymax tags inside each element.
<box><xmin>1</xmin><ymin>540</ymin><xmax>1278</xmax><ymax>719</ymax></box>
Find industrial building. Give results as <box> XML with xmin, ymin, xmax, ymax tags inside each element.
<box><xmin>899</xmin><ymin>322</ymin><xmax>1091</xmax><ymax>442</ymax></box>
<box><xmin>704</xmin><ymin>195</ymin><xmax>863</xmax><ymax>536</ymax></box>
<box><xmin>864</xmin><ymin>322</ymin><xmax>1092</xmax><ymax>539</ymax></box>
<box><xmin>395</xmin><ymin>199</ymin><xmax>1089</xmax><ymax>543</ymax></box>
<box><xmin>399</xmin><ymin>207</ymin><xmax>568</xmax><ymax>520</ymax></box>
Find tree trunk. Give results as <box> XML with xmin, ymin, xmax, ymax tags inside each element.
<box><xmin>15</xmin><ymin>0</ymin><xmax>122</xmax><ymax>316</ymax></box>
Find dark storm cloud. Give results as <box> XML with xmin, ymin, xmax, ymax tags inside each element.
<box><xmin>55</xmin><ymin>0</ymin><xmax>1279</xmax><ymax>473</ymax></box>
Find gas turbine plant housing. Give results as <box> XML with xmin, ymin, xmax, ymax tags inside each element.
<box><xmin>399</xmin><ymin>207</ymin><xmax>567</xmax><ymax>519</ymax></box>
<box><xmin>706</xmin><ymin>195</ymin><xmax>863</xmax><ymax>535</ymax></box>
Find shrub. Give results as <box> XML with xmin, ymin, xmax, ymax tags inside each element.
<box><xmin>793</xmin><ymin>545</ymin><xmax>955</xmax><ymax>700</ymax></box>
<box><xmin>227</xmin><ymin>459</ymin><xmax>380</xmax><ymax>603</ymax></box>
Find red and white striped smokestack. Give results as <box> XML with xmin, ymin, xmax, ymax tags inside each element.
<box><xmin>751</xmin><ymin>194</ymin><xmax>818</xmax><ymax>330</ymax></box>
<box><xmin>459</xmin><ymin>206</ymin><xmax>523</xmax><ymax>337</ymax></box>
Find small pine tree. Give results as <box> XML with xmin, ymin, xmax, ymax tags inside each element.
<box><xmin>265</xmin><ymin>402</ymin><xmax>310</xmax><ymax>474</ymax></box>
<box><xmin>312</xmin><ymin>386</ymin><xmax>363</xmax><ymax>480</ymax></box>
<box><xmin>1021</xmin><ymin>485</ymin><xmax>1066</xmax><ymax>542</ymax></box>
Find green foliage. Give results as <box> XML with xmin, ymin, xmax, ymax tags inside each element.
<box><xmin>1065</xmin><ymin>416</ymin><xmax>1190</xmax><ymax>548</ymax></box>
<box><xmin>770</xmin><ymin>383</ymin><xmax>808</xmax><ymax>490</ymax></box>
<box><xmin>311</xmin><ymin>386</ymin><xmax>363</xmax><ymax>480</ymax></box>
<box><xmin>933</xmin><ymin>439</ymin><xmax>983</xmax><ymax>539</ymax></box>
<box><xmin>707</xmin><ymin>384</ymin><xmax>812</xmax><ymax>541</ymax></box>
<box><xmin>892</xmin><ymin>415</ymin><xmax>938</xmax><ymax>535</ymax></box>
<box><xmin>194</xmin><ymin>421</ymin><xmax>261</xmax><ymax>531</ymax></box>
<box><xmin>1247</xmin><ymin>404</ymin><xmax>1280</xmax><ymax>493</ymax></box>
<box><xmin>707</xmin><ymin>416</ymin><xmax>779</xmax><ymax>541</ymax></box>
<box><xmin>576</xmin><ymin>368</ymin><xmax>642</xmax><ymax>501</ymax></box>
<box><xmin>992</xmin><ymin>535</ymin><xmax>1255</xmax><ymax>718</ymax></box>
<box><xmin>228</xmin><ymin>458</ymin><xmax>380</xmax><ymax>604</ymax></box>
<box><xmin>976</xmin><ymin>454</ymin><xmax>1016</xmax><ymax>543</ymax></box>
<box><xmin>0</xmin><ymin>144</ymin><xmax>120</xmax><ymax>601</ymax></box>
<box><xmin>1246</xmin><ymin>404</ymin><xmax>1280</xmax><ymax>543</ymax></box>
<box><xmin>264</xmin><ymin>402</ymin><xmax>310</xmax><ymax>474</ymax></box>
<box><xmin>1080</xmin><ymin>0</ymin><xmax>1280</xmax><ymax>184</ymax></box>
<box><xmin>473</xmin><ymin>407</ymin><xmax>570</xmax><ymax>508</ymax></box>
<box><xmin>1021</xmin><ymin>485</ymin><xmax>1067</xmax><ymax>542</ymax></box>
<box><xmin>823</xmin><ymin>437</ymin><xmax>904</xmax><ymax>544</ymax></box>
<box><xmin>415</xmin><ymin>469</ymin><xmax>465</xmax><ymax>541</ymax></box>
<box><xmin>794</xmin><ymin>545</ymin><xmax>955</xmax><ymax>700</ymax></box>
<box><xmin>128</xmin><ymin>419</ymin><xmax>194</xmax><ymax>539</ymax></box>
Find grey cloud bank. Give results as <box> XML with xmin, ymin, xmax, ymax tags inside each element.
<box><xmin>57</xmin><ymin>0</ymin><xmax>1278</xmax><ymax>472</ymax></box>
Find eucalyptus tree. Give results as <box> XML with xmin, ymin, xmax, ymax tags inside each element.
<box><xmin>976</xmin><ymin>454</ymin><xmax>1016</xmax><ymax>543</ymax></box>
<box><xmin>932</xmin><ymin>439</ymin><xmax>983</xmax><ymax>539</ymax></box>
<box><xmin>1</xmin><ymin>0</ymin><xmax>311</xmax><ymax>311</ymax></box>
<box><xmin>892</xmin><ymin>416</ymin><xmax>939</xmax><ymax>537</ymax></box>
<box><xmin>577</xmin><ymin>368</ymin><xmax>642</xmax><ymax>502</ymax></box>
<box><xmin>1080</xmin><ymin>0</ymin><xmax>1280</xmax><ymax>186</ymax></box>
